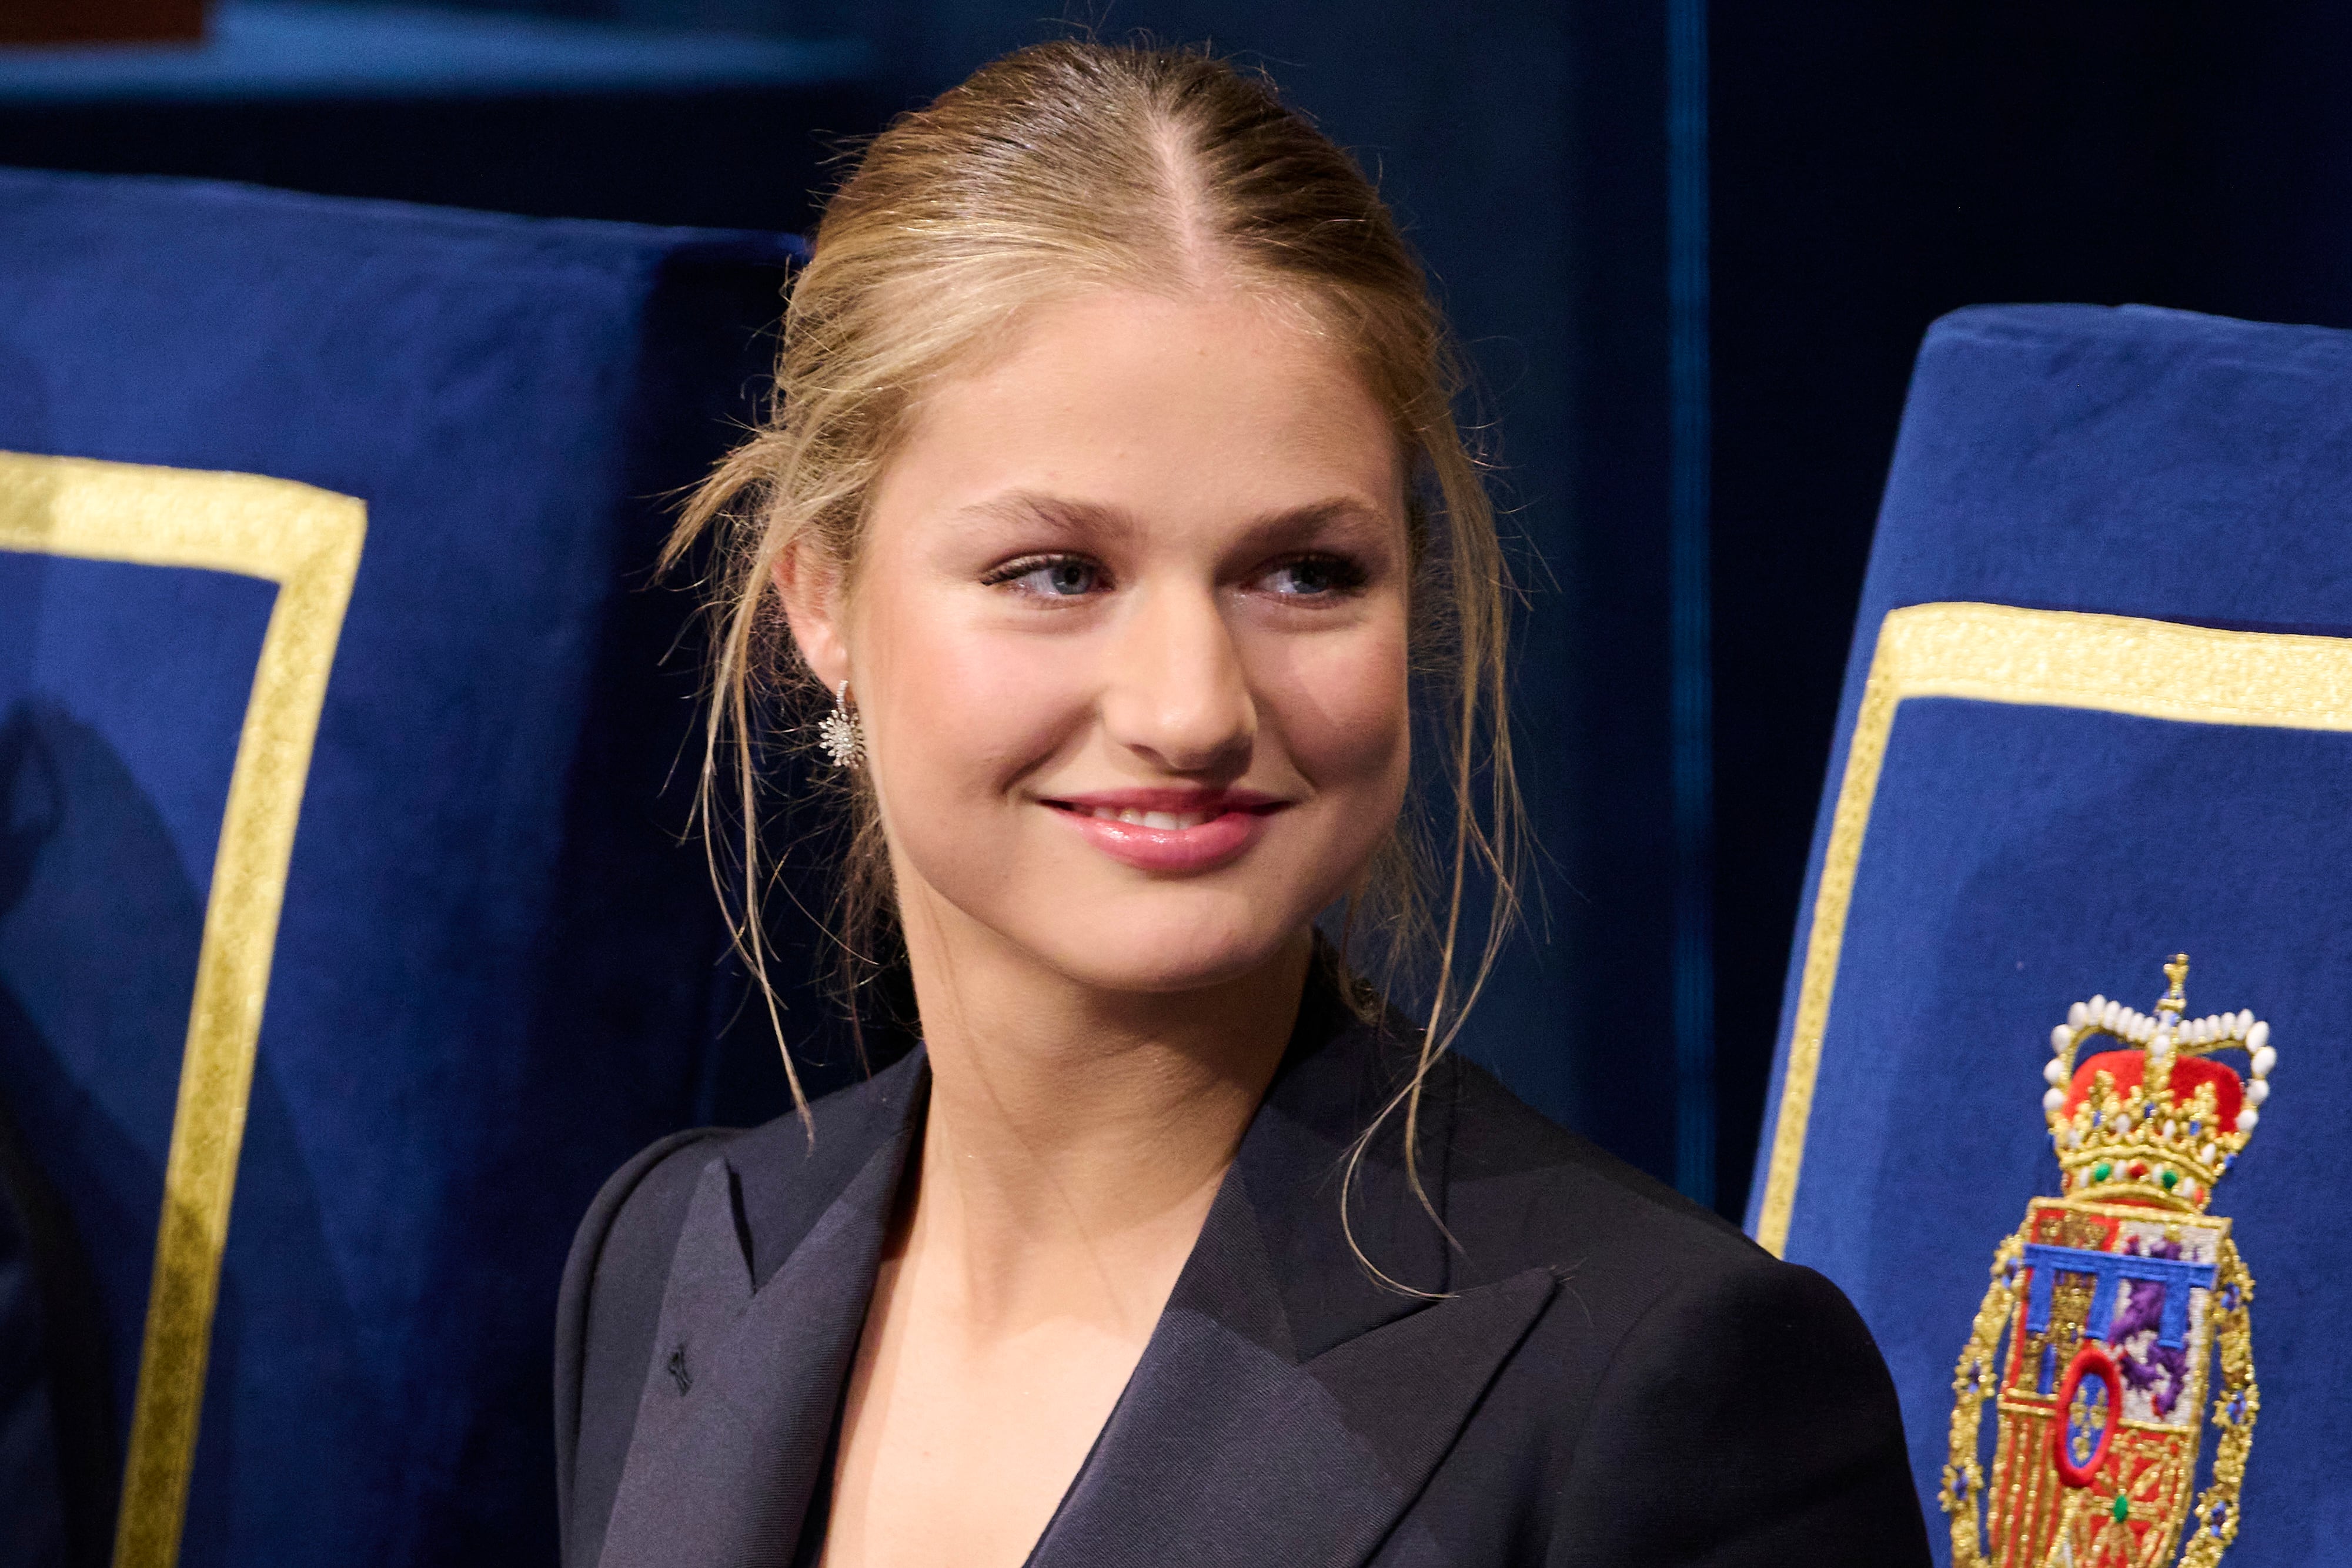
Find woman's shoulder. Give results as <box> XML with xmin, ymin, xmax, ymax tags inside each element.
<box><xmin>1259</xmin><ymin>997</ymin><xmax>1800</xmax><ymax>1316</ymax></box>
<box><xmin>562</xmin><ymin>1049</ymin><xmax>923</xmax><ymax>1305</ymax></box>
<box><xmin>1348</xmin><ymin>1047</ymin><xmax>1922</xmax><ymax>1562</ymax></box>
<box><xmin>1432</xmin><ymin>1041</ymin><xmax>1873</xmax><ymax>1372</ymax></box>
<box><xmin>1270</xmin><ymin>1012</ymin><xmax>1878</xmax><ymax>1362</ymax></box>
<box><xmin>1434</xmin><ymin>1048</ymin><xmax>1764</xmax><ymax>1292</ymax></box>
<box><xmin>1418</xmin><ymin>1051</ymin><xmax>1927</xmax><ymax>1563</ymax></box>
<box><xmin>553</xmin><ymin>1051</ymin><xmax>924</xmax><ymax>1561</ymax></box>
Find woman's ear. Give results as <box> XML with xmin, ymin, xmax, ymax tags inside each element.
<box><xmin>773</xmin><ymin>541</ymin><xmax>850</xmax><ymax>690</ymax></box>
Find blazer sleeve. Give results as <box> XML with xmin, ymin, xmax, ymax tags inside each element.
<box><xmin>1549</xmin><ymin>1256</ymin><xmax>1931</xmax><ymax>1568</ymax></box>
<box><xmin>553</xmin><ymin>1128</ymin><xmax>724</xmax><ymax>1568</ymax></box>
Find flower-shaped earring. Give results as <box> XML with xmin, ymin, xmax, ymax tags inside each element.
<box><xmin>817</xmin><ymin>681</ymin><xmax>864</xmax><ymax>770</ymax></box>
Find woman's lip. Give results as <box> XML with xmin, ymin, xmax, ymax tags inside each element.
<box><xmin>1042</xmin><ymin>795</ymin><xmax>1282</xmax><ymax>872</ymax></box>
<box><xmin>1042</xmin><ymin>788</ymin><xmax>1288</xmax><ymax>817</ymax></box>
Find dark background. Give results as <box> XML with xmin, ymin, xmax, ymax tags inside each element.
<box><xmin>9</xmin><ymin>0</ymin><xmax>2352</xmax><ymax>1223</ymax></box>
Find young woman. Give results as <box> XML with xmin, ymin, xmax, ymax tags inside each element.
<box><xmin>555</xmin><ymin>41</ymin><xmax>1927</xmax><ymax>1568</ymax></box>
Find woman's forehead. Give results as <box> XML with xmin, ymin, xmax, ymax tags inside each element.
<box><xmin>875</xmin><ymin>289</ymin><xmax>1406</xmax><ymax>528</ymax></box>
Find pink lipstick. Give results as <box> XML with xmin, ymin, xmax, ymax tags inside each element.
<box><xmin>1040</xmin><ymin>787</ymin><xmax>1288</xmax><ymax>873</ymax></box>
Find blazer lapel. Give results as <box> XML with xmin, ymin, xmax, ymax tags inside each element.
<box><xmin>1030</xmin><ymin>1173</ymin><xmax>1555</xmax><ymax>1568</ymax></box>
<box><xmin>599</xmin><ymin>992</ymin><xmax>1548</xmax><ymax>1568</ymax></box>
<box><xmin>594</xmin><ymin>1119</ymin><xmax>916</xmax><ymax>1568</ymax></box>
<box><xmin>1031</xmin><ymin>1007</ymin><xmax>1559</xmax><ymax>1568</ymax></box>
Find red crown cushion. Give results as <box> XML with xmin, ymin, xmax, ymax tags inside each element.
<box><xmin>2066</xmin><ymin>1049</ymin><xmax>2244</xmax><ymax>1130</ymax></box>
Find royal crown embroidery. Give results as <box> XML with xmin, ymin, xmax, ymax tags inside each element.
<box><xmin>1943</xmin><ymin>955</ymin><xmax>2263</xmax><ymax>1567</ymax></box>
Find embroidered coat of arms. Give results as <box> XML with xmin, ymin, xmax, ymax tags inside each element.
<box><xmin>1943</xmin><ymin>957</ymin><xmax>2264</xmax><ymax>1567</ymax></box>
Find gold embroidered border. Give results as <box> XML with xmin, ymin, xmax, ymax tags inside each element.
<box><xmin>0</xmin><ymin>451</ymin><xmax>365</xmax><ymax>1568</ymax></box>
<box><xmin>1754</xmin><ymin>602</ymin><xmax>2352</xmax><ymax>1257</ymax></box>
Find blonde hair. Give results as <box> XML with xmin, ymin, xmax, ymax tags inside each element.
<box><xmin>664</xmin><ymin>39</ymin><xmax>1523</xmax><ymax>1256</ymax></box>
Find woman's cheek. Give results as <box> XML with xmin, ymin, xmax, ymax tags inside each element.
<box><xmin>1277</xmin><ymin>621</ymin><xmax>1411</xmax><ymax>798</ymax></box>
<box><xmin>874</xmin><ymin>611</ymin><xmax>1088</xmax><ymax>801</ymax></box>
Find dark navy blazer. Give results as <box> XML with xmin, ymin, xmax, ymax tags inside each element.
<box><xmin>555</xmin><ymin>988</ymin><xmax>1930</xmax><ymax>1567</ymax></box>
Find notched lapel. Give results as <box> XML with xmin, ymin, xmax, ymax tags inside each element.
<box><xmin>594</xmin><ymin>1129</ymin><xmax>913</xmax><ymax>1568</ymax></box>
<box><xmin>1033</xmin><ymin>1174</ymin><xmax>1556</xmax><ymax>1568</ymax></box>
<box><xmin>666</xmin><ymin>1159</ymin><xmax>757</xmax><ymax>1350</ymax></box>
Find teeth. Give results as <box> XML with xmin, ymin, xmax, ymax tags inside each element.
<box><xmin>1087</xmin><ymin>806</ymin><xmax>1214</xmax><ymax>829</ymax></box>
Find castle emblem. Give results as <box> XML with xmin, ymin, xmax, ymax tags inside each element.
<box><xmin>1942</xmin><ymin>956</ymin><xmax>2263</xmax><ymax>1567</ymax></box>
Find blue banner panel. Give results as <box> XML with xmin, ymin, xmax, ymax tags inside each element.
<box><xmin>0</xmin><ymin>168</ymin><xmax>801</xmax><ymax>1566</ymax></box>
<box><xmin>0</xmin><ymin>550</ymin><xmax>275</xmax><ymax>1435</ymax></box>
<box><xmin>1788</xmin><ymin>698</ymin><xmax>2346</xmax><ymax>1560</ymax></box>
<box><xmin>1755</xmin><ymin>306</ymin><xmax>2352</xmax><ymax>1565</ymax></box>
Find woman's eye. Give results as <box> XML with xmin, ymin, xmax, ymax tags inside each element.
<box><xmin>990</xmin><ymin>556</ymin><xmax>1104</xmax><ymax>597</ymax></box>
<box><xmin>1259</xmin><ymin>554</ymin><xmax>1365</xmax><ymax>598</ymax></box>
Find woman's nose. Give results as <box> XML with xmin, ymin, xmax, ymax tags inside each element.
<box><xmin>1099</xmin><ymin>582</ymin><xmax>1255</xmax><ymax>774</ymax></box>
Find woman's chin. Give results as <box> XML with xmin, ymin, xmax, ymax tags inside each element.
<box><xmin>910</xmin><ymin>855</ymin><xmax>1338</xmax><ymax>999</ymax></box>
<box><xmin>1028</xmin><ymin>915</ymin><xmax>1307</xmax><ymax>998</ymax></box>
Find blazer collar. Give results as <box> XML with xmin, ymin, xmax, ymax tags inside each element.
<box><xmin>596</xmin><ymin>1001</ymin><xmax>1556</xmax><ymax>1568</ymax></box>
<box><xmin>1029</xmin><ymin>997</ymin><xmax>1559</xmax><ymax>1567</ymax></box>
<box><xmin>593</xmin><ymin>1101</ymin><xmax>919</xmax><ymax>1568</ymax></box>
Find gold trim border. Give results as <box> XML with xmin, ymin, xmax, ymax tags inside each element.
<box><xmin>1754</xmin><ymin>601</ymin><xmax>2352</xmax><ymax>1257</ymax></box>
<box><xmin>0</xmin><ymin>450</ymin><xmax>365</xmax><ymax>1568</ymax></box>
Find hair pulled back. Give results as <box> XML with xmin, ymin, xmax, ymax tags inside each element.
<box><xmin>667</xmin><ymin>39</ymin><xmax>1523</xmax><ymax>1253</ymax></box>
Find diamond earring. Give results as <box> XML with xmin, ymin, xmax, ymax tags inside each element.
<box><xmin>817</xmin><ymin>681</ymin><xmax>863</xmax><ymax>769</ymax></box>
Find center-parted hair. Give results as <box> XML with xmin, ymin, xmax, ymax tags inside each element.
<box><xmin>666</xmin><ymin>40</ymin><xmax>1523</xmax><ymax>1263</ymax></box>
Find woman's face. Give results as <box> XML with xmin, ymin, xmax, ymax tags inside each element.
<box><xmin>789</xmin><ymin>287</ymin><xmax>1412</xmax><ymax>997</ymax></box>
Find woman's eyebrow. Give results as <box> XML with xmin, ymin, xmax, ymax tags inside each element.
<box><xmin>953</xmin><ymin>490</ymin><xmax>1396</xmax><ymax>548</ymax></box>
<box><xmin>1235</xmin><ymin>496</ymin><xmax>1395</xmax><ymax>548</ymax></box>
<box><xmin>954</xmin><ymin>490</ymin><xmax>1140</xmax><ymax>539</ymax></box>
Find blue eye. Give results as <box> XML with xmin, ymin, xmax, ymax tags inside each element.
<box><xmin>1262</xmin><ymin>555</ymin><xmax>1365</xmax><ymax>597</ymax></box>
<box><xmin>994</xmin><ymin>556</ymin><xmax>1102</xmax><ymax>597</ymax></box>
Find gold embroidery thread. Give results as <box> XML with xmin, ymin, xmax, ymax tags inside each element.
<box><xmin>1756</xmin><ymin>603</ymin><xmax>2352</xmax><ymax>1256</ymax></box>
<box><xmin>1942</xmin><ymin>958</ymin><xmax>2260</xmax><ymax>1565</ymax></box>
<box><xmin>0</xmin><ymin>450</ymin><xmax>365</xmax><ymax>1568</ymax></box>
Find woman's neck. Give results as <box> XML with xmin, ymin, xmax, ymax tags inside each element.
<box><xmin>893</xmin><ymin>902</ymin><xmax>1311</xmax><ymax>1338</ymax></box>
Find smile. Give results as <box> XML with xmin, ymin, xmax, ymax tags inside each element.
<box><xmin>1075</xmin><ymin>805</ymin><xmax>1221</xmax><ymax>830</ymax></box>
<box><xmin>1040</xmin><ymin>791</ymin><xmax>1289</xmax><ymax>873</ymax></box>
